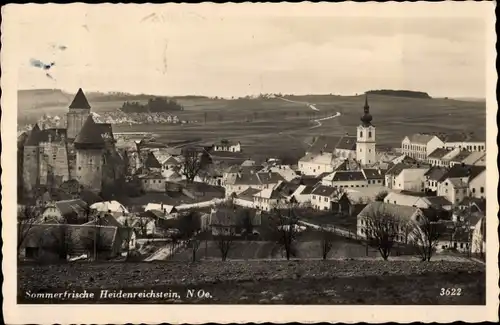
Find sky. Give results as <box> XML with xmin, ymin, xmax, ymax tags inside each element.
<box><xmin>5</xmin><ymin>3</ymin><xmax>492</xmax><ymax>98</ymax></box>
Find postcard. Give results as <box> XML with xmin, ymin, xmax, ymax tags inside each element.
<box><xmin>1</xmin><ymin>2</ymin><xmax>498</xmax><ymax>323</ymax></box>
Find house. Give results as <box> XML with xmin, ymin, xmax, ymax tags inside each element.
<box><xmin>137</xmin><ymin>172</ymin><xmax>166</xmax><ymax>192</ymax></box>
<box><xmin>213</xmin><ymin>139</ymin><xmax>242</xmax><ymax>153</ymax></box>
<box><xmin>442</xmin><ymin>150</ymin><xmax>471</xmax><ymax>167</ymax></box>
<box><xmin>307</xmin><ymin>135</ymin><xmax>357</xmax><ymax>158</ymax></box>
<box><xmin>224</xmin><ymin>171</ymin><xmax>285</xmax><ymax>196</ymax></box>
<box><xmin>321</xmin><ymin>171</ymin><xmax>368</xmax><ymax>189</ymax></box>
<box><xmin>441</xmin><ymin>132</ymin><xmax>486</xmax><ymax>152</ymax></box>
<box><xmin>456</xmin><ymin>197</ymin><xmax>486</xmax><ymax>213</ymax></box>
<box><xmin>144</xmin><ymin>202</ymin><xmax>178</xmax><ymax>215</ymax></box>
<box><xmin>468</xmin><ymin>167</ymin><xmax>486</xmax><ymax>199</ymax></box>
<box><xmin>427</xmin><ymin>148</ymin><xmax>460</xmax><ymax>167</ymax></box>
<box><xmin>90</xmin><ymin>200</ymin><xmax>129</xmax><ymax>217</ymax></box>
<box><xmin>84</xmin><ymin>213</ymin><xmax>137</xmax><ymax>252</ymax></box>
<box><xmin>233</xmin><ymin>187</ymin><xmax>261</xmax><ymax>208</ymax></box>
<box><xmin>401</xmin><ymin>134</ymin><xmax>445</xmax><ymax>161</ymax></box>
<box><xmin>298</xmin><ymin>152</ymin><xmax>337</xmax><ymax>176</ymax></box>
<box><xmin>452</xmin><ymin>151</ymin><xmax>486</xmax><ymax>167</ymax></box>
<box><xmin>471</xmin><ymin>216</ymin><xmax>486</xmax><ymax>255</ymax></box>
<box><xmin>41</xmin><ymin>199</ymin><xmax>91</xmax><ymax>224</ymax></box>
<box><xmin>356</xmin><ymin>201</ymin><xmax>425</xmax><ymax>243</ymax></box>
<box><xmin>19</xmin><ymin>223</ymin><xmax>129</xmax><ymax>261</ymax></box>
<box><xmin>143</xmin><ymin>151</ymin><xmax>162</xmax><ymax>172</ymax></box>
<box><xmin>383</xmin><ymin>191</ymin><xmax>432</xmax><ymax>209</ymax></box>
<box><xmin>362</xmin><ymin>168</ymin><xmax>385</xmax><ymax>186</ymax></box>
<box><xmin>310</xmin><ymin>185</ymin><xmax>343</xmax><ymax>211</ymax></box>
<box><xmin>261</xmin><ymin>165</ymin><xmax>299</xmax><ymax>182</ymax></box>
<box><xmin>423</xmin><ymin>166</ymin><xmax>448</xmax><ymax>193</ymax></box>
<box><xmin>253</xmin><ymin>187</ymin><xmax>287</xmax><ymax>211</ymax></box>
<box><xmin>288</xmin><ymin>185</ymin><xmax>314</xmax><ymax>206</ymax></box>
<box><xmin>385</xmin><ymin>163</ymin><xmax>429</xmax><ymax>192</ymax></box>
<box><xmin>437</xmin><ymin>177</ymin><xmax>469</xmax><ymax>205</ymax></box>
<box><xmin>208</xmin><ymin>207</ymin><xmax>262</xmax><ymax>236</ymax></box>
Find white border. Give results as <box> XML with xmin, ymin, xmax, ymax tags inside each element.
<box><xmin>2</xmin><ymin>2</ymin><xmax>498</xmax><ymax>323</ymax></box>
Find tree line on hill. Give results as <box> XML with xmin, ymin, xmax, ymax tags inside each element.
<box><xmin>120</xmin><ymin>97</ymin><xmax>184</xmax><ymax>113</ymax></box>
<box><xmin>366</xmin><ymin>89</ymin><xmax>432</xmax><ymax>99</ymax></box>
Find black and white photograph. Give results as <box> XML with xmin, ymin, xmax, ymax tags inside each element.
<box><xmin>1</xmin><ymin>2</ymin><xmax>498</xmax><ymax>324</ymax></box>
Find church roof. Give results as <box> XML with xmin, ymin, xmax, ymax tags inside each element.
<box><xmin>24</xmin><ymin>124</ymin><xmax>42</xmax><ymax>146</ymax></box>
<box><xmin>308</xmin><ymin>135</ymin><xmax>357</xmax><ymax>154</ymax></box>
<box><xmin>144</xmin><ymin>152</ymin><xmax>162</xmax><ymax>169</ymax></box>
<box><xmin>74</xmin><ymin>115</ymin><xmax>105</xmax><ymax>147</ymax></box>
<box><xmin>360</xmin><ymin>95</ymin><xmax>373</xmax><ymax>127</ymax></box>
<box><xmin>69</xmin><ymin>88</ymin><xmax>91</xmax><ymax>110</ymax></box>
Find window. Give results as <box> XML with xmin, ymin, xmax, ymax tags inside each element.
<box><xmin>361</xmin><ymin>228</ymin><xmax>364</xmax><ymax>234</ymax></box>
<box><xmin>368</xmin><ymin>131</ymin><xmax>372</xmax><ymax>138</ymax></box>
<box><xmin>78</xmin><ymin>167</ymin><xmax>81</xmax><ymax>170</ymax></box>
<box><xmin>473</xmin><ymin>146</ymin><xmax>477</xmax><ymax>151</ymax></box>
<box><xmin>360</xmin><ymin>148</ymin><xmax>362</xmax><ymax>152</ymax></box>
<box><xmin>324</xmin><ymin>197</ymin><xmax>328</xmax><ymax>202</ymax></box>
<box><xmin>472</xmin><ymin>188</ymin><xmax>476</xmax><ymax>193</ymax></box>
<box><xmin>360</xmin><ymin>131</ymin><xmax>363</xmax><ymax>138</ymax></box>
<box><xmin>460</xmin><ymin>243</ymin><xmax>464</xmax><ymax>249</ymax></box>
<box><xmin>313</xmin><ymin>195</ymin><xmax>316</xmax><ymax>200</ymax></box>
<box><xmin>368</xmin><ymin>149</ymin><xmax>371</xmax><ymax>153</ymax></box>
<box><xmin>480</xmin><ymin>187</ymin><xmax>484</xmax><ymax>193</ymax></box>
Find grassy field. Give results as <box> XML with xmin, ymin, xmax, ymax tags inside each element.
<box><xmin>18</xmin><ymin>259</ymin><xmax>485</xmax><ymax>304</ymax></box>
<box><xmin>18</xmin><ymin>90</ymin><xmax>486</xmax><ymax>163</ymax></box>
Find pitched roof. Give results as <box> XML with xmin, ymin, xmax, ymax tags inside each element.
<box><xmin>97</xmin><ymin>123</ymin><xmax>114</xmax><ymax>141</ymax></box>
<box><xmin>237</xmin><ymin>187</ymin><xmax>262</xmax><ymax>201</ymax></box>
<box><xmin>311</xmin><ymin>185</ymin><xmax>339</xmax><ymax>198</ymax></box>
<box><xmin>428</xmin><ymin>148</ymin><xmax>451</xmax><ymax>159</ymax></box>
<box><xmin>458</xmin><ymin>197</ymin><xmax>486</xmax><ymax>212</ymax></box>
<box><xmin>331</xmin><ymin>171</ymin><xmax>366</xmax><ymax>182</ymax></box>
<box><xmin>144</xmin><ymin>151</ymin><xmax>162</xmax><ymax>168</ymax></box>
<box><xmin>424</xmin><ymin>166</ymin><xmax>448</xmax><ymax>181</ymax></box>
<box><xmin>460</xmin><ymin>152</ymin><xmax>486</xmax><ymax>165</ymax></box>
<box><xmin>358</xmin><ymin>201</ymin><xmax>421</xmax><ymax>220</ymax></box>
<box><xmin>69</xmin><ymin>88</ymin><xmax>91</xmax><ymax>110</ymax></box>
<box><xmin>54</xmin><ymin>199</ymin><xmax>89</xmax><ymax>221</ymax></box>
<box><xmin>385</xmin><ymin>163</ymin><xmax>409</xmax><ymax>176</ymax></box>
<box><xmin>447</xmin><ymin>178</ymin><xmax>469</xmax><ymax>189</ymax></box>
<box><xmin>308</xmin><ymin>135</ymin><xmax>357</xmax><ymax>154</ymax></box>
<box><xmin>74</xmin><ymin>115</ymin><xmax>106</xmax><ymax>147</ymax></box>
<box><xmin>407</xmin><ymin>133</ymin><xmax>438</xmax><ymax>145</ymax></box>
<box><xmin>362</xmin><ymin>168</ymin><xmax>385</xmax><ymax>179</ymax></box>
<box><xmin>438</xmin><ymin>164</ymin><xmax>485</xmax><ymax>182</ymax></box>
<box><xmin>449</xmin><ymin>150</ymin><xmax>472</xmax><ymax>162</ymax></box>
<box><xmin>24</xmin><ymin>124</ymin><xmax>42</xmax><ymax>146</ymax></box>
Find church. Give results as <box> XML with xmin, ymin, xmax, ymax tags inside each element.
<box><xmin>21</xmin><ymin>88</ymin><xmax>124</xmax><ymax>196</ymax></box>
<box><xmin>298</xmin><ymin>96</ymin><xmax>378</xmax><ymax>176</ymax></box>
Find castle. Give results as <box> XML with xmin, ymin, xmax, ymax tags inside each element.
<box><xmin>22</xmin><ymin>88</ymin><xmax>124</xmax><ymax>196</ymax></box>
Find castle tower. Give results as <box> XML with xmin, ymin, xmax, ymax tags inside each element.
<box><xmin>356</xmin><ymin>95</ymin><xmax>376</xmax><ymax>166</ymax></box>
<box><xmin>74</xmin><ymin>115</ymin><xmax>105</xmax><ymax>191</ymax></box>
<box><xmin>67</xmin><ymin>88</ymin><xmax>91</xmax><ymax>140</ymax></box>
<box><xmin>22</xmin><ymin>124</ymin><xmax>42</xmax><ymax>193</ymax></box>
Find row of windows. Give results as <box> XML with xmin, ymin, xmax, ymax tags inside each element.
<box><xmin>472</xmin><ymin>187</ymin><xmax>485</xmax><ymax>194</ymax></box>
<box><xmin>359</xmin><ymin>131</ymin><xmax>373</xmax><ymax>138</ymax></box>
<box><xmin>402</xmin><ymin>144</ymin><xmax>425</xmax><ymax>152</ymax></box>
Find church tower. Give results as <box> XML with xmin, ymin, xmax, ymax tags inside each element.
<box><xmin>67</xmin><ymin>88</ymin><xmax>91</xmax><ymax>140</ymax></box>
<box><xmin>356</xmin><ymin>95</ymin><xmax>376</xmax><ymax>166</ymax></box>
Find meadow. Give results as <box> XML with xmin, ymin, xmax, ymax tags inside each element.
<box><xmin>18</xmin><ymin>89</ymin><xmax>486</xmax><ymax>162</ymax></box>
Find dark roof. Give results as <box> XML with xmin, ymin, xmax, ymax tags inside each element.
<box><xmin>138</xmin><ymin>171</ymin><xmax>164</xmax><ymax>179</ymax></box>
<box><xmin>358</xmin><ymin>201</ymin><xmax>421</xmax><ymax>220</ymax></box>
<box><xmin>442</xmin><ymin>132</ymin><xmax>486</xmax><ymax>143</ymax></box>
<box><xmin>308</xmin><ymin>135</ymin><xmax>357</xmax><ymax>153</ymax></box>
<box><xmin>237</xmin><ymin>187</ymin><xmax>261</xmax><ymax>201</ymax></box>
<box><xmin>450</xmin><ymin>150</ymin><xmax>472</xmax><ymax>162</ymax></box>
<box><xmin>24</xmin><ymin>124</ymin><xmax>42</xmax><ymax>146</ymax></box>
<box><xmin>144</xmin><ymin>152</ymin><xmax>162</xmax><ymax>169</ymax></box>
<box><xmin>52</xmin><ymin>199</ymin><xmax>89</xmax><ymax>223</ymax></box>
<box><xmin>332</xmin><ymin>171</ymin><xmax>366</xmax><ymax>181</ymax></box>
<box><xmin>428</xmin><ymin>148</ymin><xmax>451</xmax><ymax>159</ymax></box>
<box><xmin>311</xmin><ymin>185</ymin><xmax>339</xmax><ymax>197</ymax></box>
<box><xmin>233</xmin><ymin>171</ymin><xmax>284</xmax><ymax>186</ymax></box>
<box><xmin>69</xmin><ymin>88</ymin><xmax>91</xmax><ymax>110</ymax></box>
<box><xmin>277</xmin><ymin>181</ymin><xmax>300</xmax><ymax>196</ymax></box>
<box><xmin>425</xmin><ymin>196</ymin><xmax>452</xmax><ymax>207</ymax></box>
<box><xmin>301</xmin><ymin>185</ymin><xmax>315</xmax><ymax>195</ymax></box>
<box><xmin>362</xmin><ymin>168</ymin><xmax>385</xmax><ymax>179</ymax></box>
<box><xmin>439</xmin><ymin>164</ymin><xmax>485</xmax><ymax>182</ymax></box>
<box><xmin>299</xmin><ymin>175</ymin><xmax>321</xmax><ymax>187</ymax></box>
<box><xmin>458</xmin><ymin>197</ymin><xmax>486</xmax><ymax>212</ymax></box>
<box><xmin>74</xmin><ymin>115</ymin><xmax>106</xmax><ymax>147</ymax></box>
<box><xmin>385</xmin><ymin>162</ymin><xmax>428</xmax><ymax>176</ymax></box>
<box><xmin>424</xmin><ymin>166</ymin><xmax>448</xmax><ymax>181</ymax></box>
<box><xmin>97</xmin><ymin>123</ymin><xmax>114</xmax><ymax>141</ymax></box>
<box><xmin>79</xmin><ymin>190</ymin><xmax>103</xmax><ymax>206</ymax></box>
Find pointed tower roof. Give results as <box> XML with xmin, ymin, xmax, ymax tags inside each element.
<box><xmin>74</xmin><ymin>115</ymin><xmax>105</xmax><ymax>149</ymax></box>
<box><xmin>144</xmin><ymin>151</ymin><xmax>162</xmax><ymax>169</ymax></box>
<box><xmin>360</xmin><ymin>95</ymin><xmax>373</xmax><ymax>127</ymax></box>
<box><xmin>69</xmin><ymin>88</ymin><xmax>91</xmax><ymax>110</ymax></box>
<box><xmin>24</xmin><ymin>124</ymin><xmax>43</xmax><ymax>146</ymax></box>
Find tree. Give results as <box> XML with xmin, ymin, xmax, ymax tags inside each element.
<box><xmin>17</xmin><ymin>204</ymin><xmax>42</xmax><ymax>256</ymax></box>
<box><xmin>177</xmin><ymin>211</ymin><xmax>200</xmax><ymax>239</ymax></box>
<box><xmin>319</xmin><ymin>225</ymin><xmax>335</xmax><ymax>260</ymax></box>
<box><xmin>375</xmin><ymin>191</ymin><xmax>389</xmax><ymax>202</ymax></box>
<box><xmin>215</xmin><ymin>232</ymin><xmax>235</xmax><ymax>261</ymax></box>
<box><xmin>190</xmin><ymin>238</ymin><xmax>202</xmax><ymax>262</ymax></box>
<box><xmin>239</xmin><ymin>209</ymin><xmax>254</xmax><ymax>238</ymax></box>
<box><xmin>411</xmin><ymin>218</ymin><xmax>445</xmax><ymax>261</ymax></box>
<box><xmin>180</xmin><ymin>146</ymin><xmax>210</xmax><ymax>183</ymax></box>
<box><xmin>212</xmin><ymin>201</ymin><xmax>237</xmax><ymax>261</ymax></box>
<box><xmin>270</xmin><ymin>201</ymin><xmax>300</xmax><ymax>260</ymax></box>
<box><xmin>363</xmin><ymin>208</ymin><xmax>404</xmax><ymax>261</ymax></box>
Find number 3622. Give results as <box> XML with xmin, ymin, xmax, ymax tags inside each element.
<box><xmin>440</xmin><ymin>288</ymin><xmax>462</xmax><ymax>296</ymax></box>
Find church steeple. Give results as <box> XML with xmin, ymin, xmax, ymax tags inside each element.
<box><xmin>360</xmin><ymin>95</ymin><xmax>373</xmax><ymax>126</ymax></box>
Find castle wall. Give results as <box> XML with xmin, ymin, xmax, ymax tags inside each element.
<box><xmin>67</xmin><ymin>109</ymin><xmax>90</xmax><ymax>139</ymax></box>
<box><xmin>22</xmin><ymin>145</ymin><xmax>39</xmax><ymax>193</ymax></box>
<box><xmin>38</xmin><ymin>141</ymin><xmax>70</xmax><ymax>186</ymax></box>
<box><xmin>76</xmin><ymin>149</ymin><xmax>104</xmax><ymax>191</ymax></box>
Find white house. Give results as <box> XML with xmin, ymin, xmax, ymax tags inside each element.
<box><xmin>454</xmin><ymin>151</ymin><xmax>486</xmax><ymax>167</ymax></box>
<box><xmin>468</xmin><ymin>167</ymin><xmax>486</xmax><ymax>199</ymax></box>
<box><xmin>298</xmin><ymin>152</ymin><xmax>338</xmax><ymax>176</ymax></box>
<box><xmin>310</xmin><ymin>185</ymin><xmax>342</xmax><ymax>211</ymax></box>
<box><xmin>427</xmin><ymin>148</ymin><xmax>460</xmax><ymax>167</ymax></box>
<box><xmin>442</xmin><ymin>133</ymin><xmax>486</xmax><ymax>152</ymax></box>
<box><xmin>423</xmin><ymin>166</ymin><xmax>448</xmax><ymax>193</ymax></box>
<box><xmin>40</xmin><ymin>199</ymin><xmax>89</xmax><ymax>224</ymax></box>
<box><xmin>383</xmin><ymin>192</ymin><xmax>432</xmax><ymax>209</ymax></box>
<box><xmin>289</xmin><ymin>185</ymin><xmax>314</xmax><ymax>206</ymax></box>
<box><xmin>388</xmin><ymin>165</ymin><xmax>429</xmax><ymax>192</ymax></box>
<box><xmin>213</xmin><ymin>139</ymin><xmax>242</xmax><ymax>153</ymax></box>
<box><xmin>253</xmin><ymin>188</ymin><xmax>287</xmax><ymax>211</ymax></box>
<box><xmin>262</xmin><ymin>165</ymin><xmax>299</xmax><ymax>182</ymax></box>
<box><xmin>138</xmin><ymin>172</ymin><xmax>166</xmax><ymax>192</ymax></box>
<box><xmin>356</xmin><ymin>202</ymin><xmax>424</xmax><ymax>243</ymax></box>
<box><xmin>224</xmin><ymin>171</ymin><xmax>285</xmax><ymax>196</ymax></box>
<box><xmin>437</xmin><ymin>177</ymin><xmax>469</xmax><ymax>205</ymax></box>
<box><xmin>401</xmin><ymin>134</ymin><xmax>445</xmax><ymax>161</ymax></box>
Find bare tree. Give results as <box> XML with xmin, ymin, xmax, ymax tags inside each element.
<box><xmin>215</xmin><ymin>232</ymin><xmax>235</xmax><ymax>261</ymax></box>
<box><xmin>319</xmin><ymin>225</ymin><xmax>335</xmax><ymax>260</ymax></box>
<box><xmin>212</xmin><ymin>200</ymin><xmax>237</xmax><ymax>261</ymax></box>
<box><xmin>411</xmin><ymin>218</ymin><xmax>445</xmax><ymax>261</ymax></box>
<box><xmin>190</xmin><ymin>238</ymin><xmax>202</xmax><ymax>262</ymax></box>
<box><xmin>17</xmin><ymin>204</ymin><xmax>42</xmax><ymax>256</ymax></box>
<box><xmin>363</xmin><ymin>208</ymin><xmax>404</xmax><ymax>261</ymax></box>
<box><xmin>135</xmin><ymin>215</ymin><xmax>151</xmax><ymax>237</ymax></box>
<box><xmin>270</xmin><ymin>201</ymin><xmax>300</xmax><ymax>260</ymax></box>
<box><xmin>181</xmin><ymin>146</ymin><xmax>210</xmax><ymax>183</ymax></box>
